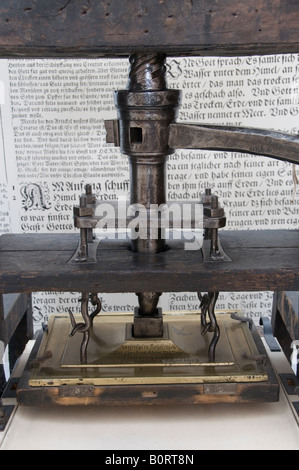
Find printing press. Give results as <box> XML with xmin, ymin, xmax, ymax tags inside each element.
<box><xmin>0</xmin><ymin>0</ymin><xmax>299</xmax><ymax>411</ymax></box>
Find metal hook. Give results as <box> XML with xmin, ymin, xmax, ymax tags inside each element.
<box><xmin>198</xmin><ymin>291</ymin><xmax>220</xmax><ymax>362</ymax></box>
<box><xmin>68</xmin><ymin>292</ymin><xmax>102</xmax><ymax>364</ymax></box>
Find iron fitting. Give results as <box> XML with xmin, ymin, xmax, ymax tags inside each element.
<box><xmin>114</xmin><ymin>89</ymin><xmax>181</xmax><ymax>158</ymax></box>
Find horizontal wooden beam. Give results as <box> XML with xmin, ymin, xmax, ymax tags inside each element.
<box><xmin>0</xmin><ymin>231</ymin><xmax>299</xmax><ymax>294</ymax></box>
<box><xmin>0</xmin><ymin>0</ymin><xmax>298</xmax><ymax>58</ymax></box>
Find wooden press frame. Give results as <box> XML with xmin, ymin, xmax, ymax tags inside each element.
<box><xmin>0</xmin><ymin>0</ymin><xmax>298</xmax><ymax>405</ymax></box>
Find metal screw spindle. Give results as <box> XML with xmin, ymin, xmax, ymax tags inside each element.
<box><xmin>122</xmin><ymin>53</ymin><xmax>177</xmax><ymax>322</ymax></box>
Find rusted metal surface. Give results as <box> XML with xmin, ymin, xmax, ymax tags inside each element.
<box><xmin>114</xmin><ymin>53</ymin><xmax>181</xmax><ymax>255</ymax></box>
<box><xmin>169</xmin><ymin>124</ymin><xmax>299</xmax><ymax>165</ymax></box>
<box><xmin>198</xmin><ymin>292</ymin><xmax>220</xmax><ymax>362</ymax></box>
<box><xmin>201</xmin><ymin>192</ymin><xmax>230</xmax><ymax>262</ymax></box>
<box><xmin>112</xmin><ymin>53</ymin><xmax>181</xmax><ymax>326</ymax></box>
<box><xmin>68</xmin><ymin>292</ymin><xmax>101</xmax><ymax>363</ymax></box>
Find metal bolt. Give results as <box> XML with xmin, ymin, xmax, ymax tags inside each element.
<box><xmin>211</xmin><ymin>195</ymin><xmax>219</xmax><ymax>209</ymax></box>
<box><xmin>85</xmin><ymin>184</ymin><xmax>92</xmax><ymax>195</ymax></box>
<box><xmin>80</xmin><ymin>195</ymin><xmax>87</xmax><ymax>208</ymax></box>
<box><xmin>202</xmin><ymin>188</ymin><xmax>213</xmax><ymax>206</ymax></box>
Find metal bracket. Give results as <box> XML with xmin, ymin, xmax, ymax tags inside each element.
<box><xmin>260</xmin><ymin>317</ymin><xmax>281</xmax><ymax>352</ymax></box>
<box><xmin>201</xmin><ymin>238</ymin><xmax>231</xmax><ymax>263</ymax></box>
<box><xmin>68</xmin><ymin>238</ymin><xmax>102</xmax><ymax>264</ymax></box>
<box><xmin>230</xmin><ymin>312</ymin><xmax>253</xmax><ymax>330</ymax></box>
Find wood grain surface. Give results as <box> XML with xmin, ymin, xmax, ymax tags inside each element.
<box><xmin>0</xmin><ymin>0</ymin><xmax>298</xmax><ymax>58</ymax></box>
<box><xmin>0</xmin><ymin>231</ymin><xmax>298</xmax><ymax>294</ymax></box>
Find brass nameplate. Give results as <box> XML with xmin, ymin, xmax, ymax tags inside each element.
<box><xmin>96</xmin><ymin>338</ymin><xmax>189</xmax><ymax>366</ymax></box>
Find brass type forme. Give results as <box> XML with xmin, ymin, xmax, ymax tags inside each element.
<box><xmin>29</xmin><ymin>313</ymin><xmax>268</xmax><ymax>388</ymax></box>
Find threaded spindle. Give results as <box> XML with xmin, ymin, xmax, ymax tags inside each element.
<box><xmin>127</xmin><ymin>53</ymin><xmax>167</xmax><ymax>91</ymax></box>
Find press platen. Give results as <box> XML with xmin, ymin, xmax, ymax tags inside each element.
<box><xmin>17</xmin><ymin>312</ymin><xmax>278</xmax><ymax>406</ymax></box>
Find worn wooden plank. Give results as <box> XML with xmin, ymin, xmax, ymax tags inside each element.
<box><xmin>0</xmin><ymin>233</ymin><xmax>77</xmax><ymax>252</ymax></box>
<box><xmin>17</xmin><ymin>377</ymin><xmax>279</xmax><ymax>406</ymax></box>
<box><xmin>0</xmin><ymin>0</ymin><xmax>298</xmax><ymax>58</ymax></box>
<box><xmin>0</xmin><ymin>231</ymin><xmax>298</xmax><ymax>294</ymax></box>
<box><xmin>1</xmin><ymin>230</ymin><xmax>297</xmax><ymax>251</ymax></box>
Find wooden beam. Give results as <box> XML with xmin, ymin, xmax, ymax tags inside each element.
<box><xmin>0</xmin><ymin>0</ymin><xmax>298</xmax><ymax>58</ymax></box>
<box><xmin>0</xmin><ymin>231</ymin><xmax>299</xmax><ymax>294</ymax></box>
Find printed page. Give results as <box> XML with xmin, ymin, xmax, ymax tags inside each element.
<box><xmin>0</xmin><ymin>59</ymin><xmax>19</xmax><ymax>234</ymax></box>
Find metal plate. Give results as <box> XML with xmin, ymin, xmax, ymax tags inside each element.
<box><xmin>29</xmin><ymin>312</ymin><xmax>268</xmax><ymax>387</ymax></box>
